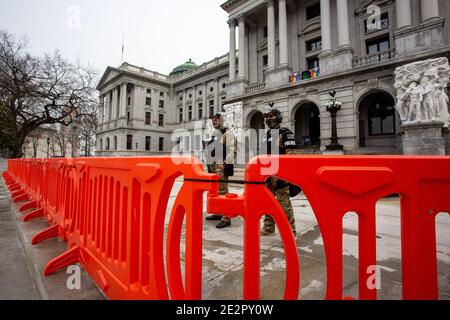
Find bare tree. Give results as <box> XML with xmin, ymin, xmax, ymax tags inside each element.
<box><xmin>79</xmin><ymin>103</ymin><xmax>98</xmax><ymax>157</ymax></box>
<box><xmin>0</xmin><ymin>30</ymin><xmax>98</xmax><ymax>158</ymax></box>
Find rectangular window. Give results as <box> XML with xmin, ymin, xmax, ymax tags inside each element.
<box><xmin>195</xmin><ymin>135</ymin><xmax>200</xmax><ymax>151</ymax></box>
<box><xmin>209</xmin><ymin>100</ymin><xmax>214</xmax><ymax>117</ymax></box>
<box><xmin>188</xmin><ymin>106</ymin><xmax>193</xmax><ymax>121</ymax></box>
<box><xmin>176</xmin><ymin>137</ymin><xmax>182</xmax><ymax>151</ymax></box>
<box><xmin>159</xmin><ymin>137</ymin><xmax>164</xmax><ymax>151</ymax></box>
<box><xmin>263</xmin><ymin>25</ymin><xmax>268</xmax><ymax>39</ymax></box>
<box><xmin>179</xmin><ymin>108</ymin><xmax>183</xmax><ymax>123</ymax></box>
<box><xmin>127</xmin><ymin>97</ymin><xmax>131</xmax><ymax>106</ymax></box>
<box><xmin>306</xmin><ymin>3</ymin><xmax>321</xmax><ymax>20</ymax></box>
<box><xmin>263</xmin><ymin>55</ymin><xmax>268</xmax><ymax>67</ymax></box>
<box><xmin>306</xmin><ymin>38</ymin><xmax>322</xmax><ymax>52</ymax></box>
<box><xmin>307</xmin><ymin>57</ymin><xmax>320</xmax><ymax>70</ymax></box>
<box><xmin>127</xmin><ymin>135</ymin><xmax>133</xmax><ymax>150</ymax></box>
<box><xmin>146</xmin><ymin>97</ymin><xmax>152</xmax><ymax>106</ymax></box>
<box><xmin>198</xmin><ymin>103</ymin><xmax>203</xmax><ymax>119</ymax></box>
<box><xmin>145</xmin><ymin>112</ymin><xmax>151</xmax><ymax>125</ymax></box>
<box><xmin>365</xmin><ymin>12</ymin><xmax>389</xmax><ymax>33</ymax></box>
<box><xmin>159</xmin><ymin>114</ymin><xmax>164</xmax><ymax>127</ymax></box>
<box><xmin>145</xmin><ymin>136</ymin><xmax>151</xmax><ymax>151</ymax></box>
<box><xmin>159</xmin><ymin>100</ymin><xmax>165</xmax><ymax>108</ymax></box>
<box><xmin>127</xmin><ymin>111</ymin><xmax>131</xmax><ymax>122</ymax></box>
<box><xmin>366</xmin><ymin>36</ymin><xmax>391</xmax><ymax>63</ymax></box>
<box><xmin>147</xmin><ymin>89</ymin><xmax>151</xmax><ymax>94</ymax></box>
<box><xmin>160</xmin><ymin>92</ymin><xmax>165</xmax><ymax>97</ymax></box>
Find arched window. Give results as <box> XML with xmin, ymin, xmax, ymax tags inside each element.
<box><xmin>100</xmin><ymin>139</ymin><xmax>103</xmax><ymax>151</ymax></box>
<box><xmin>114</xmin><ymin>136</ymin><xmax>117</xmax><ymax>150</ymax></box>
<box><xmin>106</xmin><ymin>137</ymin><xmax>110</xmax><ymax>150</ymax></box>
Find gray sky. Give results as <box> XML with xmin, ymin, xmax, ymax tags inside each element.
<box><xmin>0</xmin><ymin>0</ymin><xmax>229</xmax><ymax>75</ymax></box>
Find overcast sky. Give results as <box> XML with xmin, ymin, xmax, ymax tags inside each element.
<box><xmin>0</xmin><ymin>0</ymin><xmax>229</xmax><ymax>75</ymax></box>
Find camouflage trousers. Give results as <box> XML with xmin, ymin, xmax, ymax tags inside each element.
<box><xmin>210</xmin><ymin>163</ymin><xmax>230</xmax><ymax>223</ymax></box>
<box><xmin>263</xmin><ymin>185</ymin><xmax>296</xmax><ymax>234</ymax></box>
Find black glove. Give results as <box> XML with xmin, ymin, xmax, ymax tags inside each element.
<box><xmin>224</xmin><ymin>164</ymin><xmax>234</xmax><ymax>177</ymax></box>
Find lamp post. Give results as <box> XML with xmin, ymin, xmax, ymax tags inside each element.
<box><xmin>71</xmin><ymin>118</ymin><xmax>78</xmax><ymax>158</ymax></box>
<box><xmin>325</xmin><ymin>91</ymin><xmax>344</xmax><ymax>151</ymax></box>
<box><xmin>46</xmin><ymin>137</ymin><xmax>50</xmax><ymax>158</ymax></box>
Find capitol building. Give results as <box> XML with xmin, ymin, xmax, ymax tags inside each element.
<box><xmin>96</xmin><ymin>0</ymin><xmax>450</xmax><ymax>157</ymax></box>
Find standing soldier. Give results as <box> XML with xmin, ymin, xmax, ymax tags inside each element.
<box><xmin>260</xmin><ymin>108</ymin><xmax>297</xmax><ymax>236</ymax></box>
<box><xmin>204</xmin><ymin>113</ymin><xmax>236</xmax><ymax>229</ymax></box>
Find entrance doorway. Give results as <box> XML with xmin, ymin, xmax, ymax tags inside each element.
<box><xmin>294</xmin><ymin>102</ymin><xmax>321</xmax><ymax>147</ymax></box>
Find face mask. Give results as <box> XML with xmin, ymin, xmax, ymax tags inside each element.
<box><xmin>266</xmin><ymin>118</ymin><xmax>279</xmax><ymax>129</ymax></box>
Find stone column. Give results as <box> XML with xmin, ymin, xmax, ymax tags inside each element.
<box><xmin>228</xmin><ymin>19</ymin><xmax>237</xmax><ymax>81</ymax></box>
<box><xmin>104</xmin><ymin>91</ymin><xmax>110</xmax><ymax>123</ymax></box>
<box><xmin>336</xmin><ymin>0</ymin><xmax>350</xmax><ymax>47</ymax></box>
<box><xmin>111</xmin><ymin>88</ymin><xmax>118</xmax><ymax>123</ymax></box>
<box><xmin>266</xmin><ymin>0</ymin><xmax>276</xmax><ymax>69</ymax></box>
<box><xmin>192</xmin><ymin>86</ymin><xmax>197</xmax><ymax>119</ymax></box>
<box><xmin>396</xmin><ymin>0</ymin><xmax>412</xmax><ymax>29</ymax></box>
<box><xmin>238</xmin><ymin>15</ymin><xmax>246</xmax><ymax>79</ymax></box>
<box><xmin>421</xmin><ymin>0</ymin><xmax>439</xmax><ymax>22</ymax></box>
<box><xmin>216</xmin><ymin>79</ymin><xmax>220</xmax><ymax>114</ymax></box>
<box><xmin>278</xmin><ymin>0</ymin><xmax>288</xmax><ymax>66</ymax></box>
<box><xmin>98</xmin><ymin>96</ymin><xmax>104</xmax><ymax>133</ymax></box>
<box><xmin>203</xmin><ymin>83</ymin><xmax>207</xmax><ymax>119</ymax></box>
<box><xmin>119</xmin><ymin>83</ymin><xmax>127</xmax><ymax>117</ymax></box>
<box><xmin>133</xmin><ymin>85</ymin><xmax>141</xmax><ymax>121</ymax></box>
<box><xmin>320</xmin><ymin>0</ymin><xmax>331</xmax><ymax>51</ymax></box>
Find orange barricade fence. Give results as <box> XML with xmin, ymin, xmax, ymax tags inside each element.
<box><xmin>207</xmin><ymin>155</ymin><xmax>450</xmax><ymax>300</ymax></box>
<box><xmin>3</xmin><ymin>155</ymin><xmax>450</xmax><ymax>300</ymax></box>
<box><xmin>3</xmin><ymin>156</ymin><xmax>217</xmax><ymax>300</ymax></box>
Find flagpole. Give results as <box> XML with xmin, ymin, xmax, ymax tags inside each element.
<box><xmin>121</xmin><ymin>31</ymin><xmax>125</xmax><ymax>63</ymax></box>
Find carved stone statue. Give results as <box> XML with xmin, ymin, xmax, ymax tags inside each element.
<box><xmin>203</xmin><ymin>102</ymin><xmax>243</xmax><ymax>143</ymax></box>
<box><xmin>394</xmin><ymin>58</ymin><xmax>450</xmax><ymax>126</ymax></box>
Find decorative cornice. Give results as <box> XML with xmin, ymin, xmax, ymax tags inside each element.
<box><xmin>221</xmin><ymin>0</ymin><xmax>245</xmax><ymax>13</ymax></box>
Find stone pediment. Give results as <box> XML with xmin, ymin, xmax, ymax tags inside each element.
<box><xmin>355</xmin><ymin>0</ymin><xmax>392</xmax><ymax>15</ymax></box>
<box><xmin>97</xmin><ymin>67</ymin><xmax>121</xmax><ymax>90</ymax></box>
<box><xmin>298</xmin><ymin>19</ymin><xmax>321</xmax><ymax>37</ymax></box>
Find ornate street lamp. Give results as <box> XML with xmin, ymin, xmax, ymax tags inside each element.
<box><xmin>46</xmin><ymin>137</ymin><xmax>50</xmax><ymax>158</ymax></box>
<box><xmin>71</xmin><ymin>118</ymin><xmax>78</xmax><ymax>158</ymax></box>
<box><xmin>325</xmin><ymin>91</ymin><xmax>344</xmax><ymax>151</ymax></box>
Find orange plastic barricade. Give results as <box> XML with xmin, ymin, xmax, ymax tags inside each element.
<box><xmin>3</xmin><ymin>156</ymin><xmax>217</xmax><ymax>300</ymax></box>
<box><xmin>207</xmin><ymin>155</ymin><xmax>450</xmax><ymax>300</ymax></box>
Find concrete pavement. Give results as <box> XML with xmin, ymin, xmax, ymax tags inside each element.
<box><xmin>1</xmin><ymin>176</ymin><xmax>449</xmax><ymax>300</ymax></box>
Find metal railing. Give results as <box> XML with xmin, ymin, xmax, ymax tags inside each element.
<box><xmin>245</xmin><ymin>82</ymin><xmax>266</xmax><ymax>94</ymax></box>
<box><xmin>353</xmin><ymin>49</ymin><xmax>396</xmax><ymax>68</ymax></box>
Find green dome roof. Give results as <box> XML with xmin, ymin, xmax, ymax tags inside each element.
<box><xmin>169</xmin><ymin>59</ymin><xmax>198</xmax><ymax>76</ymax></box>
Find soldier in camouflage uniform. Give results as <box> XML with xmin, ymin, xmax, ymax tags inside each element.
<box><xmin>204</xmin><ymin>113</ymin><xmax>236</xmax><ymax>229</ymax></box>
<box><xmin>260</xmin><ymin>108</ymin><xmax>297</xmax><ymax>236</ymax></box>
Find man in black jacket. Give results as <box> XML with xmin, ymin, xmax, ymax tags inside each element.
<box><xmin>260</xmin><ymin>108</ymin><xmax>297</xmax><ymax>236</ymax></box>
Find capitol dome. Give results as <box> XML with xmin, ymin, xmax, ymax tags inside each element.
<box><xmin>169</xmin><ymin>59</ymin><xmax>198</xmax><ymax>76</ymax></box>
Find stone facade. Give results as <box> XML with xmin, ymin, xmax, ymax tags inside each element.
<box><xmin>96</xmin><ymin>0</ymin><xmax>450</xmax><ymax>157</ymax></box>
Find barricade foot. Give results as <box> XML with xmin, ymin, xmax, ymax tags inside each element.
<box><xmin>44</xmin><ymin>247</ymin><xmax>81</xmax><ymax>276</ymax></box>
<box><xmin>32</xmin><ymin>224</ymin><xmax>61</xmax><ymax>245</ymax></box>
<box><xmin>9</xmin><ymin>185</ymin><xmax>21</xmax><ymax>192</ymax></box>
<box><xmin>19</xmin><ymin>201</ymin><xmax>37</xmax><ymax>212</ymax></box>
<box><xmin>11</xmin><ymin>190</ymin><xmax>24</xmax><ymax>198</ymax></box>
<box><xmin>13</xmin><ymin>194</ymin><xmax>29</xmax><ymax>203</ymax></box>
<box><xmin>23</xmin><ymin>208</ymin><xmax>44</xmax><ymax>222</ymax></box>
